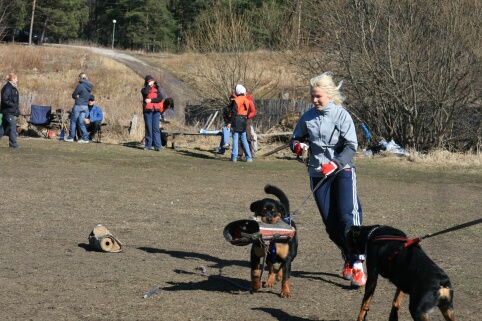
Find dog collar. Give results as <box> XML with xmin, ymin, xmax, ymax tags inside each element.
<box><xmin>364</xmin><ymin>226</ymin><xmax>380</xmax><ymax>255</ymax></box>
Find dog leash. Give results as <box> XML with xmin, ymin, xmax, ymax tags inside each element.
<box><xmin>369</xmin><ymin>218</ymin><xmax>482</xmax><ymax>250</ymax></box>
<box><xmin>290</xmin><ymin>170</ymin><xmax>340</xmax><ymax>220</ymax></box>
<box><xmin>420</xmin><ymin>217</ymin><xmax>482</xmax><ymax>239</ymax></box>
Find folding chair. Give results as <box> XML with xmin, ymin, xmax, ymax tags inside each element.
<box><xmin>23</xmin><ymin>105</ymin><xmax>52</xmax><ymax>138</ymax></box>
<box><xmin>94</xmin><ymin>123</ymin><xmax>107</xmax><ymax>143</ymax></box>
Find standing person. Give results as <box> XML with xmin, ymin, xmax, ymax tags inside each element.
<box><xmin>240</xmin><ymin>88</ymin><xmax>257</xmax><ymax>158</ymax></box>
<box><xmin>141</xmin><ymin>75</ymin><xmax>163</xmax><ymax>151</ymax></box>
<box><xmin>290</xmin><ymin>72</ymin><xmax>366</xmax><ymax>287</ymax></box>
<box><xmin>0</xmin><ymin>73</ymin><xmax>21</xmax><ymax>149</ymax></box>
<box><xmin>215</xmin><ymin>94</ymin><xmax>235</xmax><ymax>155</ymax></box>
<box><xmin>65</xmin><ymin>72</ymin><xmax>93</xmax><ymax>143</ymax></box>
<box><xmin>158</xmin><ymin>97</ymin><xmax>174</xmax><ymax>149</ymax></box>
<box><xmin>83</xmin><ymin>95</ymin><xmax>103</xmax><ymax>141</ymax></box>
<box><xmin>228</xmin><ymin>84</ymin><xmax>254</xmax><ymax>162</ymax></box>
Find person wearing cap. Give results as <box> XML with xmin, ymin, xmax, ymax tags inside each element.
<box><xmin>81</xmin><ymin>95</ymin><xmax>103</xmax><ymax>141</ymax></box>
<box><xmin>227</xmin><ymin>84</ymin><xmax>254</xmax><ymax>162</ymax></box>
<box><xmin>65</xmin><ymin>72</ymin><xmax>93</xmax><ymax>143</ymax></box>
<box><xmin>238</xmin><ymin>87</ymin><xmax>257</xmax><ymax>158</ymax></box>
<box><xmin>141</xmin><ymin>75</ymin><xmax>163</xmax><ymax>151</ymax></box>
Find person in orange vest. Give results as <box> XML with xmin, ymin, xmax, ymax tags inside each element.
<box><xmin>141</xmin><ymin>75</ymin><xmax>163</xmax><ymax>151</ymax></box>
<box><xmin>227</xmin><ymin>84</ymin><xmax>254</xmax><ymax>162</ymax></box>
<box><xmin>241</xmin><ymin>88</ymin><xmax>257</xmax><ymax>157</ymax></box>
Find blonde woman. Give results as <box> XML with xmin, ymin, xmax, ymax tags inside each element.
<box><xmin>290</xmin><ymin>72</ymin><xmax>366</xmax><ymax>287</ymax></box>
<box><xmin>0</xmin><ymin>73</ymin><xmax>21</xmax><ymax>149</ymax></box>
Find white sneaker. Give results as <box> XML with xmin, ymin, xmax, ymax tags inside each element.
<box><xmin>64</xmin><ymin>138</ymin><xmax>74</xmax><ymax>142</ymax></box>
<box><xmin>77</xmin><ymin>139</ymin><xmax>89</xmax><ymax>143</ymax></box>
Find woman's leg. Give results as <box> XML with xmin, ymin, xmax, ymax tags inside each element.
<box><xmin>231</xmin><ymin>131</ymin><xmax>239</xmax><ymax>160</ymax></box>
<box><xmin>143</xmin><ymin>112</ymin><xmax>153</xmax><ymax>149</ymax></box>
<box><xmin>240</xmin><ymin>131</ymin><xmax>252</xmax><ymax>160</ymax></box>
<box><xmin>152</xmin><ymin>112</ymin><xmax>161</xmax><ymax>150</ymax></box>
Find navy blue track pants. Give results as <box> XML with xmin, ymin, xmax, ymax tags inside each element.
<box><xmin>310</xmin><ymin>167</ymin><xmax>363</xmax><ymax>263</ymax></box>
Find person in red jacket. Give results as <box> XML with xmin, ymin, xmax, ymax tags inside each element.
<box><xmin>228</xmin><ymin>84</ymin><xmax>254</xmax><ymax>162</ymax></box>
<box><xmin>141</xmin><ymin>75</ymin><xmax>163</xmax><ymax>151</ymax></box>
<box><xmin>243</xmin><ymin>89</ymin><xmax>257</xmax><ymax>157</ymax></box>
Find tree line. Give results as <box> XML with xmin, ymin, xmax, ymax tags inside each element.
<box><xmin>1</xmin><ymin>0</ymin><xmax>481</xmax><ymax>152</ymax></box>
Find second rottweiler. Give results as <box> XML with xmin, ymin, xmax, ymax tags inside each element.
<box><xmin>249</xmin><ymin>184</ymin><xmax>298</xmax><ymax>298</ymax></box>
<box><xmin>345</xmin><ymin>225</ymin><xmax>454</xmax><ymax>321</ymax></box>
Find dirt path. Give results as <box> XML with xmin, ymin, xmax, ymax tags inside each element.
<box><xmin>65</xmin><ymin>45</ymin><xmax>201</xmax><ymax>119</ymax></box>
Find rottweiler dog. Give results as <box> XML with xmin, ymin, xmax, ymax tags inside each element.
<box><xmin>345</xmin><ymin>225</ymin><xmax>454</xmax><ymax>321</ymax></box>
<box><xmin>249</xmin><ymin>184</ymin><xmax>298</xmax><ymax>298</ymax></box>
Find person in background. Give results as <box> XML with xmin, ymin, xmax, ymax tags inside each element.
<box><xmin>239</xmin><ymin>87</ymin><xmax>257</xmax><ymax>158</ymax></box>
<box><xmin>83</xmin><ymin>95</ymin><xmax>103</xmax><ymax>141</ymax></box>
<box><xmin>0</xmin><ymin>73</ymin><xmax>21</xmax><ymax>149</ymax></box>
<box><xmin>158</xmin><ymin>97</ymin><xmax>174</xmax><ymax>149</ymax></box>
<box><xmin>228</xmin><ymin>84</ymin><xmax>254</xmax><ymax>162</ymax></box>
<box><xmin>141</xmin><ymin>75</ymin><xmax>163</xmax><ymax>151</ymax></box>
<box><xmin>290</xmin><ymin>72</ymin><xmax>366</xmax><ymax>288</ymax></box>
<box><xmin>215</xmin><ymin>94</ymin><xmax>236</xmax><ymax>155</ymax></box>
<box><xmin>65</xmin><ymin>72</ymin><xmax>93</xmax><ymax>143</ymax></box>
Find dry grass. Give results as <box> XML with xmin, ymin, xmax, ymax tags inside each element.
<box><xmin>0</xmin><ymin>43</ymin><xmax>144</xmax><ymax>141</ymax></box>
<box><xmin>137</xmin><ymin>50</ymin><xmax>307</xmax><ymax>100</ymax></box>
<box><xmin>0</xmin><ymin>43</ymin><xmax>480</xmax><ymax>165</ymax></box>
<box><xmin>356</xmin><ymin>149</ymin><xmax>482</xmax><ymax>172</ymax></box>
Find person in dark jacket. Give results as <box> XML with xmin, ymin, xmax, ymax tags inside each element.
<box><xmin>215</xmin><ymin>94</ymin><xmax>235</xmax><ymax>155</ymax></box>
<box><xmin>141</xmin><ymin>75</ymin><xmax>163</xmax><ymax>151</ymax></box>
<box><xmin>0</xmin><ymin>73</ymin><xmax>21</xmax><ymax>149</ymax></box>
<box><xmin>65</xmin><ymin>72</ymin><xmax>93</xmax><ymax>143</ymax></box>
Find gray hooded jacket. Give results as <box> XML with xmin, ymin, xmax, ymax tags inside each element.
<box><xmin>292</xmin><ymin>102</ymin><xmax>358</xmax><ymax>177</ymax></box>
<box><xmin>72</xmin><ymin>78</ymin><xmax>93</xmax><ymax>106</ymax></box>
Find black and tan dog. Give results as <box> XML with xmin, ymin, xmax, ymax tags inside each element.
<box><xmin>345</xmin><ymin>225</ymin><xmax>454</xmax><ymax>321</ymax></box>
<box><xmin>249</xmin><ymin>184</ymin><xmax>298</xmax><ymax>298</ymax></box>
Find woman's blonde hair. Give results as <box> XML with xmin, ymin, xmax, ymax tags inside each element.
<box><xmin>310</xmin><ymin>72</ymin><xmax>345</xmax><ymax>105</ymax></box>
<box><xmin>5</xmin><ymin>73</ymin><xmax>17</xmax><ymax>81</ymax></box>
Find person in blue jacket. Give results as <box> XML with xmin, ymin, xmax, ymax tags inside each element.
<box><xmin>82</xmin><ymin>95</ymin><xmax>103</xmax><ymax>141</ymax></box>
<box><xmin>290</xmin><ymin>72</ymin><xmax>366</xmax><ymax>288</ymax></box>
<box><xmin>65</xmin><ymin>72</ymin><xmax>93</xmax><ymax>143</ymax></box>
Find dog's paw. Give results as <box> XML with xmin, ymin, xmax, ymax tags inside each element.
<box><xmin>251</xmin><ymin>277</ymin><xmax>261</xmax><ymax>293</ymax></box>
<box><xmin>264</xmin><ymin>274</ymin><xmax>276</xmax><ymax>288</ymax></box>
<box><xmin>280</xmin><ymin>290</ymin><xmax>292</xmax><ymax>298</ymax></box>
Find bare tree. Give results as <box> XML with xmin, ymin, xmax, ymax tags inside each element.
<box><xmin>184</xmin><ymin>3</ymin><xmax>284</xmax><ymax>108</ymax></box>
<box><xmin>0</xmin><ymin>0</ymin><xmax>17</xmax><ymax>40</ymax></box>
<box><xmin>292</xmin><ymin>0</ymin><xmax>482</xmax><ymax>151</ymax></box>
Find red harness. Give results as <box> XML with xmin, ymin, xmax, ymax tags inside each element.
<box><xmin>370</xmin><ymin>235</ymin><xmax>421</xmax><ymax>272</ymax></box>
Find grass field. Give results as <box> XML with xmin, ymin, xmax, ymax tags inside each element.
<box><xmin>0</xmin><ymin>137</ymin><xmax>480</xmax><ymax>320</ymax></box>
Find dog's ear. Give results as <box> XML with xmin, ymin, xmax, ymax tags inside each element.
<box><xmin>250</xmin><ymin>200</ymin><xmax>263</xmax><ymax>213</ymax></box>
<box><xmin>345</xmin><ymin>226</ymin><xmax>358</xmax><ymax>241</ymax></box>
<box><xmin>277</xmin><ymin>203</ymin><xmax>287</xmax><ymax>217</ymax></box>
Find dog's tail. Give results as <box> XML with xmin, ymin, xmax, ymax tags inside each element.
<box><xmin>264</xmin><ymin>185</ymin><xmax>290</xmax><ymax>215</ymax></box>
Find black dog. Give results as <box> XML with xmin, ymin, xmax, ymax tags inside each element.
<box><xmin>249</xmin><ymin>184</ymin><xmax>298</xmax><ymax>298</ymax></box>
<box><xmin>345</xmin><ymin>225</ymin><xmax>454</xmax><ymax>321</ymax></box>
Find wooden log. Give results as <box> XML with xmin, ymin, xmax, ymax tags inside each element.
<box><xmin>88</xmin><ymin>224</ymin><xmax>124</xmax><ymax>253</ymax></box>
<box><xmin>260</xmin><ymin>142</ymin><xmax>291</xmax><ymax>157</ymax></box>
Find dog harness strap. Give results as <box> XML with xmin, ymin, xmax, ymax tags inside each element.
<box><xmin>269</xmin><ymin>242</ymin><xmax>277</xmax><ymax>262</ymax></box>
<box><xmin>403</xmin><ymin>237</ymin><xmax>421</xmax><ymax>247</ymax></box>
<box><xmin>259</xmin><ymin>241</ymin><xmax>270</xmax><ymax>281</ymax></box>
